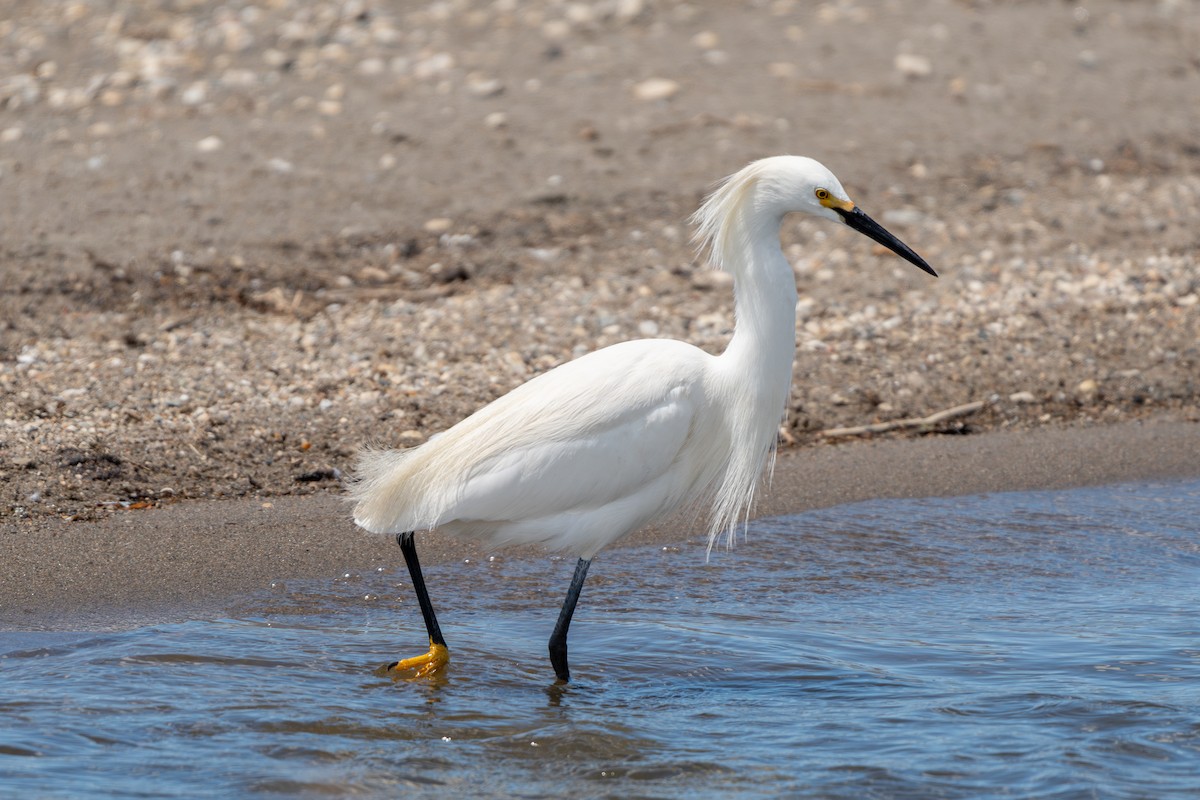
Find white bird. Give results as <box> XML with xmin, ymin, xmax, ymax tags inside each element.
<box><xmin>352</xmin><ymin>156</ymin><xmax>936</xmax><ymax>683</ymax></box>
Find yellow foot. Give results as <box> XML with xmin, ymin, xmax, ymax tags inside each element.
<box><xmin>377</xmin><ymin>642</ymin><xmax>449</xmax><ymax>679</ymax></box>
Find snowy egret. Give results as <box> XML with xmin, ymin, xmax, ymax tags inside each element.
<box><xmin>352</xmin><ymin>156</ymin><xmax>936</xmax><ymax>683</ymax></box>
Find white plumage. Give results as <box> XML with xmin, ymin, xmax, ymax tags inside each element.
<box><xmin>351</xmin><ymin>155</ymin><xmax>935</xmax><ymax>683</ymax></box>
<box><xmin>353</xmin><ymin>339</ymin><xmax>720</xmax><ymax>556</ymax></box>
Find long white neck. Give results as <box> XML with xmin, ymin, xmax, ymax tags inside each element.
<box><xmin>718</xmin><ymin>209</ymin><xmax>798</xmax><ymax>405</ymax></box>
<box><xmin>704</xmin><ymin>204</ymin><xmax>798</xmax><ymax>550</ymax></box>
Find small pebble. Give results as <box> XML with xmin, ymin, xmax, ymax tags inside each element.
<box><xmin>414</xmin><ymin>53</ymin><xmax>454</xmax><ymax>80</ymax></box>
<box><xmin>467</xmin><ymin>77</ymin><xmax>504</xmax><ymax>98</ymax></box>
<box><xmin>894</xmin><ymin>53</ymin><xmax>932</xmax><ymax>78</ymax></box>
<box><xmin>881</xmin><ymin>208</ymin><xmax>923</xmax><ymax>227</ymax></box>
<box><xmin>632</xmin><ymin>78</ymin><xmax>680</xmax><ymax>102</ymax></box>
<box><xmin>358</xmin><ymin>58</ymin><xmax>385</xmax><ymax>76</ymax></box>
<box><xmin>180</xmin><ymin>82</ymin><xmax>208</xmax><ymax>106</ymax></box>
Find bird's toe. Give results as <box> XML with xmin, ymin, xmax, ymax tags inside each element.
<box><xmin>377</xmin><ymin>642</ymin><xmax>450</xmax><ymax>680</ymax></box>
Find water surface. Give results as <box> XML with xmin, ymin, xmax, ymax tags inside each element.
<box><xmin>3</xmin><ymin>480</ymin><xmax>1199</xmax><ymax>798</ymax></box>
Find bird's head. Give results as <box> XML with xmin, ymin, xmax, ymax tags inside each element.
<box><xmin>693</xmin><ymin>156</ymin><xmax>937</xmax><ymax>278</ymax></box>
<box><xmin>757</xmin><ymin>156</ymin><xmax>937</xmax><ymax>277</ymax></box>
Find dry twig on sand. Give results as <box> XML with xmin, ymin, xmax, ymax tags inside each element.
<box><xmin>819</xmin><ymin>401</ymin><xmax>987</xmax><ymax>439</ymax></box>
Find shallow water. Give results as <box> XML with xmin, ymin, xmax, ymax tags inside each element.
<box><xmin>3</xmin><ymin>479</ymin><xmax>1199</xmax><ymax>799</ymax></box>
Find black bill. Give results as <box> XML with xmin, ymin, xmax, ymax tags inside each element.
<box><xmin>837</xmin><ymin>206</ymin><xmax>938</xmax><ymax>277</ymax></box>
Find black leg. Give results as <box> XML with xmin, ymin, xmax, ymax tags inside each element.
<box><xmin>548</xmin><ymin>557</ymin><xmax>592</xmax><ymax>683</ymax></box>
<box><xmin>398</xmin><ymin>531</ymin><xmax>446</xmax><ymax>648</ymax></box>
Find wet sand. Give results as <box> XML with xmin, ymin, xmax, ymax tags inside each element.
<box><xmin>3</xmin><ymin>417</ymin><xmax>1198</xmax><ymax>631</ymax></box>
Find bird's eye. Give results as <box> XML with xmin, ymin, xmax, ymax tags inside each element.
<box><xmin>815</xmin><ymin>188</ymin><xmax>830</xmax><ymax>201</ymax></box>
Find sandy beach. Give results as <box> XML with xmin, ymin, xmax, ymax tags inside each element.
<box><xmin>1</xmin><ymin>1</ymin><xmax>1198</xmax><ymax>628</ymax></box>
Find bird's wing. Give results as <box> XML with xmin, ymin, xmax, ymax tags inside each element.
<box><xmin>439</xmin><ymin>340</ymin><xmax>705</xmax><ymax>526</ymax></box>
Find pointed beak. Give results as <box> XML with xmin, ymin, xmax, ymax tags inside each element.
<box><xmin>836</xmin><ymin>206</ymin><xmax>937</xmax><ymax>277</ymax></box>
